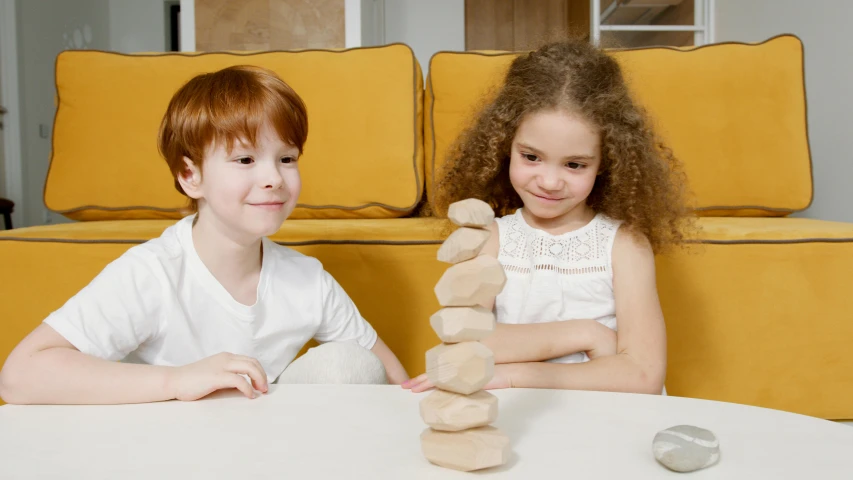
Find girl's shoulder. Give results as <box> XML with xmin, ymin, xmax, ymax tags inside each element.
<box><xmin>493</xmin><ymin>209</ymin><xmax>524</xmax><ymax>231</ymax></box>
<box><xmin>612</xmin><ymin>222</ymin><xmax>653</xmax><ymax>258</ymax></box>
<box><xmin>596</xmin><ymin>213</ymin><xmax>624</xmax><ymax>236</ymax></box>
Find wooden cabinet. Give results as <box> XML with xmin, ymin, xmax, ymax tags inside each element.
<box><xmin>195</xmin><ymin>0</ymin><xmax>345</xmax><ymax>51</ymax></box>
<box><xmin>465</xmin><ymin>0</ymin><xmax>590</xmax><ymax>51</ymax></box>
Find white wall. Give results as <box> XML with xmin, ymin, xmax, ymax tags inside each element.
<box><xmin>0</xmin><ymin>70</ymin><xmax>5</xmax><ymax>198</ymax></box>
<box><xmin>716</xmin><ymin>0</ymin><xmax>853</xmax><ymax>223</ymax></box>
<box><xmin>109</xmin><ymin>0</ymin><xmax>169</xmax><ymax>53</ymax></box>
<box><xmin>382</xmin><ymin>0</ymin><xmax>464</xmax><ymax>74</ymax></box>
<box><xmin>13</xmin><ymin>0</ymin><xmax>170</xmax><ymax>227</ymax></box>
<box><xmin>16</xmin><ymin>0</ymin><xmax>111</xmax><ymax>226</ymax></box>
<box><xmin>0</xmin><ymin>0</ymin><xmax>22</xmax><ymax>227</ymax></box>
<box><xmin>359</xmin><ymin>0</ymin><xmax>384</xmax><ymax>48</ymax></box>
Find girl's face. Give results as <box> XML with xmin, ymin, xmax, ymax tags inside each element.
<box><xmin>508</xmin><ymin>109</ymin><xmax>601</xmax><ymax>233</ymax></box>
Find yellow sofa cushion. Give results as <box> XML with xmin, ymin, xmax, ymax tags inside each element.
<box><xmin>659</xmin><ymin>218</ymin><xmax>853</xmax><ymax>419</ymax></box>
<box><xmin>45</xmin><ymin>44</ymin><xmax>424</xmax><ymax>221</ymax></box>
<box><xmin>426</xmin><ymin>34</ymin><xmax>812</xmax><ymax>217</ymax></box>
<box><xmin>2</xmin><ymin>217</ymin><xmax>853</xmax><ymax>418</ymax></box>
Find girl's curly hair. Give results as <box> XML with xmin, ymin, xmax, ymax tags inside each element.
<box><xmin>433</xmin><ymin>38</ymin><xmax>695</xmax><ymax>253</ymax></box>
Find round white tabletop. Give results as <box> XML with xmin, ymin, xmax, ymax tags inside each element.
<box><xmin>1</xmin><ymin>385</ymin><xmax>851</xmax><ymax>479</ymax></box>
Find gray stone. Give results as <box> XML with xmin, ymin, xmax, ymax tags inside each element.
<box><xmin>653</xmin><ymin>425</ymin><xmax>720</xmax><ymax>473</ymax></box>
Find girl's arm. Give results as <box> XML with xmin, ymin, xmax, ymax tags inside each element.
<box><xmin>493</xmin><ymin>228</ymin><xmax>667</xmax><ymax>394</ymax></box>
<box><xmin>403</xmin><ymin>320</ymin><xmax>615</xmax><ymax>393</ymax></box>
<box><xmin>370</xmin><ymin>336</ymin><xmax>410</xmax><ymax>384</ymax></box>
<box><xmin>0</xmin><ymin>324</ymin><xmax>268</xmax><ymax>405</ymax></box>
<box><xmin>481</xmin><ymin>320</ymin><xmax>616</xmax><ymax>364</ymax></box>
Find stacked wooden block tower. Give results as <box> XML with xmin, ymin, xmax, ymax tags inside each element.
<box><xmin>419</xmin><ymin>199</ymin><xmax>511</xmax><ymax>472</ymax></box>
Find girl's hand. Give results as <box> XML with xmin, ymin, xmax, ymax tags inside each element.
<box><xmin>585</xmin><ymin>321</ymin><xmax>617</xmax><ymax>360</ymax></box>
<box><xmin>401</xmin><ymin>365</ymin><xmax>513</xmax><ymax>393</ymax></box>
<box><xmin>166</xmin><ymin>352</ymin><xmax>269</xmax><ymax>401</ymax></box>
<box><xmin>401</xmin><ymin>373</ymin><xmax>433</xmax><ymax>393</ymax></box>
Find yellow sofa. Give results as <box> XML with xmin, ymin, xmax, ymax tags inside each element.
<box><xmin>2</xmin><ymin>35</ymin><xmax>852</xmax><ymax>418</ymax></box>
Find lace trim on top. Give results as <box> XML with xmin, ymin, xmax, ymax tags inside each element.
<box><xmin>502</xmin><ymin>264</ymin><xmax>608</xmax><ymax>275</ymax></box>
<box><xmin>497</xmin><ymin>210</ymin><xmax>620</xmax><ymax>274</ymax></box>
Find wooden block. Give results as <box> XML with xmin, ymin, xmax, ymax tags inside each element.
<box><xmin>448</xmin><ymin>199</ymin><xmax>495</xmax><ymax>228</ymax></box>
<box><xmin>437</xmin><ymin>227</ymin><xmax>491</xmax><ymax>264</ymax></box>
<box><xmin>430</xmin><ymin>306</ymin><xmax>495</xmax><ymax>343</ymax></box>
<box><xmin>420</xmin><ymin>390</ymin><xmax>498</xmax><ymax>432</ymax></box>
<box><xmin>426</xmin><ymin>342</ymin><xmax>494</xmax><ymax>394</ymax></box>
<box><xmin>421</xmin><ymin>426</ymin><xmax>510</xmax><ymax>472</ymax></box>
<box><xmin>434</xmin><ymin>255</ymin><xmax>506</xmax><ymax>307</ymax></box>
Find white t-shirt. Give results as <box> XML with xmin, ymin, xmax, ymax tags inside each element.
<box><xmin>44</xmin><ymin>215</ymin><xmax>378</xmax><ymax>383</ymax></box>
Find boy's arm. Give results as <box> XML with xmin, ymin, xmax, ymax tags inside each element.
<box><xmin>0</xmin><ymin>324</ymin><xmax>174</xmax><ymax>404</ymax></box>
<box><xmin>0</xmin><ymin>324</ymin><xmax>268</xmax><ymax>405</ymax></box>
<box><xmin>370</xmin><ymin>337</ymin><xmax>409</xmax><ymax>384</ymax></box>
<box><xmin>494</xmin><ymin>229</ymin><xmax>667</xmax><ymax>394</ymax></box>
<box><xmin>0</xmin><ymin>247</ymin><xmax>271</xmax><ymax>405</ymax></box>
<box><xmin>0</xmin><ymin>252</ymin><xmax>178</xmax><ymax>405</ymax></box>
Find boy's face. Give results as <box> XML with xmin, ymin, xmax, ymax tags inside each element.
<box><xmin>182</xmin><ymin>120</ymin><xmax>301</xmax><ymax>241</ymax></box>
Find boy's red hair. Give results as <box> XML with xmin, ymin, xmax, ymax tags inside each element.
<box><xmin>158</xmin><ymin>65</ymin><xmax>308</xmax><ymax>212</ymax></box>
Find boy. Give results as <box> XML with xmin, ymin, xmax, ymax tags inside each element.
<box><xmin>0</xmin><ymin>65</ymin><xmax>409</xmax><ymax>404</ymax></box>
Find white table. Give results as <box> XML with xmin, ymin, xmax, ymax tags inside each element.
<box><xmin>1</xmin><ymin>385</ymin><xmax>852</xmax><ymax>479</ymax></box>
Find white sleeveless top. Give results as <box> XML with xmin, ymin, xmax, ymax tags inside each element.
<box><xmin>494</xmin><ymin>208</ymin><xmax>622</xmax><ymax>364</ymax></box>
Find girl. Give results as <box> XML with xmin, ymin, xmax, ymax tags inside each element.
<box><xmin>404</xmin><ymin>38</ymin><xmax>693</xmax><ymax>395</ymax></box>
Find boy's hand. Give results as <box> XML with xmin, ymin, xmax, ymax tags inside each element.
<box><xmin>585</xmin><ymin>321</ymin><xmax>617</xmax><ymax>360</ymax></box>
<box><xmin>401</xmin><ymin>365</ymin><xmax>513</xmax><ymax>393</ymax></box>
<box><xmin>166</xmin><ymin>352</ymin><xmax>269</xmax><ymax>401</ymax></box>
